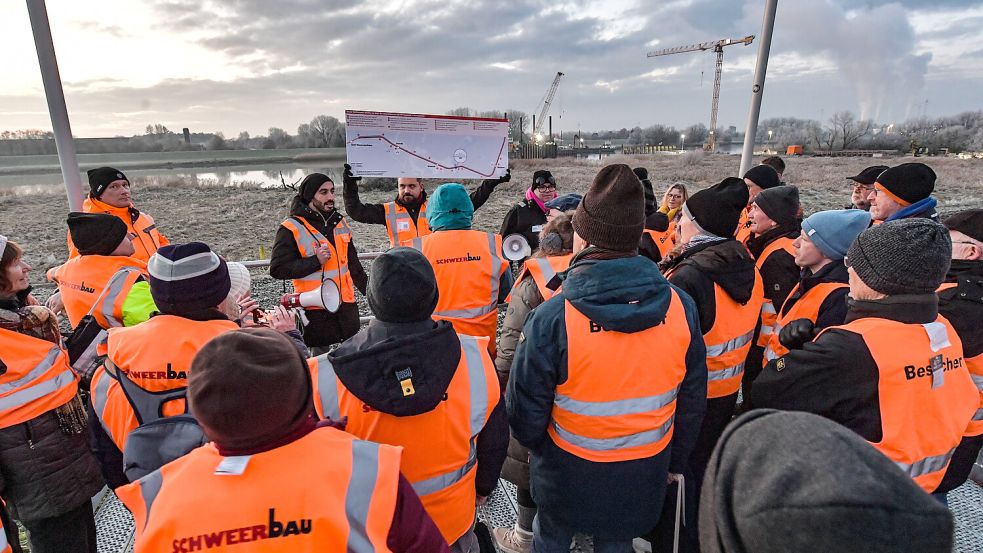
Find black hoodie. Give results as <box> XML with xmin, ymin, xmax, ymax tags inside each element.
<box><xmin>330</xmin><ymin>319</ymin><xmax>508</xmax><ymax>496</ymax></box>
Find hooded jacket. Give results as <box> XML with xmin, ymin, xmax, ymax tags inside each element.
<box><xmin>330</xmin><ymin>319</ymin><xmax>509</xmax><ymax>497</ymax></box>
<box><xmin>507</xmin><ymin>253</ymin><xmax>707</xmax><ymax>539</ymax></box>
<box><xmin>500</xmin><ymin>198</ymin><xmax>548</xmax><ymax>251</ymax></box>
<box><xmin>780</xmin><ymin>259</ymin><xmax>850</xmax><ymax>331</ymax></box>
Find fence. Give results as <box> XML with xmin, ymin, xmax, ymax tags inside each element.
<box><xmin>621</xmin><ymin>144</ymin><xmax>678</xmax><ymax>155</ymax></box>
<box><xmin>511</xmin><ymin>143</ymin><xmax>558</xmax><ymax>159</ymax></box>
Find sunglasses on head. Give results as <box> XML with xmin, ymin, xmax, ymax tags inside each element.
<box><xmin>535</xmin><ymin>175</ymin><xmax>557</xmax><ymax>188</ymax></box>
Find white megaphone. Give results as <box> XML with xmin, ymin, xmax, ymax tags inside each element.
<box><xmin>502</xmin><ymin>233</ymin><xmax>532</xmax><ymax>261</ymax></box>
<box><xmin>280</xmin><ymin>281</ymin><xmax>341</xmax><ymax>313</ymax></box>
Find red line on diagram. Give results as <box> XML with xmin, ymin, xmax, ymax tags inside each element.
<box><xmin>347</xmin><ymin>134</ymin><xmax>507</xmax><ymax>178</ymax></box>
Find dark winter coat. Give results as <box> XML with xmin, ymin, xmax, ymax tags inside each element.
<box><xmin>343</xmin><ymin>179</ymin><xmax>500</xmax><ymax>227</ymax></box>
<box><xmin>330</xmin><ymin>319</ymin><xmax>509</xmax><ymax>497</ymax></box>
<box><xmin>270</xmin><ymin>201</ymin><xmax>368</xmax><ymax>347</ymax></box>
<box><xmin>507</xmin><ymin>253</ymin><xmax>707</xmax><ymax>539</ymax></box>
<box><xmin>779</xmin><ymin>259</ymin><xmax>851</xmax><ymax>331</ymax></box>
<box><xmin>745</xmin><ymin>225</ymin><xmax>801</xmax><ymax>377</ymax></box>
<box><xmin>936</xmin><ymin>260</ymin><xmax>983</xmax><ymax>494</ymax></box>
<box><xmin>0</xmin><ymin>293</ymin><xmax>103</xmax><ymax>522</ymax></box>
<box><xmin>639</xmin><ymin>212</ymin><xmax>671</xmax><ymax>264</ymax></box>
<box><xmin>500</xmin><ymin>199</ymin><xmax>548</xmax><ymax>252</ymax></box>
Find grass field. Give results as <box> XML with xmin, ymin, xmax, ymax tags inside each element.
<box><xmin>2</xmin><ymin>153</ymin><xmax>981</xmax><ymax>272</ymax></box>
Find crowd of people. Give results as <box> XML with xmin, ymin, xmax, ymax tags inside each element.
<box><xmin>0</xmin><ymin>155</ymin><xmax>980</xmax><ymax>553</ymax></box>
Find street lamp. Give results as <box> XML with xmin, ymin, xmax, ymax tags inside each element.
<box><xmin>768</xmin><ymin>129</ymin><xmax>773</xmax><ymax>141</ymax></box>
<box><xmin>680</xmin><ymin>134</ymin><xmax>685</xmax><ymax>151</ymax></box>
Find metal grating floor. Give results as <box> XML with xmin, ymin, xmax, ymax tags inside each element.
<box><xmin>95</xmin><ymin>479</ymin><xmax>983</xmax><ymax>552</ymax></box>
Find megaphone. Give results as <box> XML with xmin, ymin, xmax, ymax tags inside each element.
<box><xmin>280</xmin><ymin>281</ymin><xmax>341</xmax><ymax>313</ymax></box>
<box><xmin>502</xmin><ymin>233</ymin><xmax>532</xmax><ymax>261</ymax></box>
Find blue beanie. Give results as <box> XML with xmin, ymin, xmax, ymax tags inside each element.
<box><xmin>147</xmin><ymin>242</ymin><xmax>231</xmax><ymax>313</ymax></box>
<box><xmin>801</xmin><ymin>209</ymin><xmax>871</xmax><ymax>261</ymax></box>
<box><xmin>426</xmin><ymin>183</ymin><xmax>474</xmax><ymax>231</ymax></box>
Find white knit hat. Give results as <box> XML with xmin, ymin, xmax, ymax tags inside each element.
<box><xmin>226</xmin><ymin>262</ymin><xmax>252</xmax><ymax>302</ymax></box>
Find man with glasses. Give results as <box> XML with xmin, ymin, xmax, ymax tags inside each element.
<box><xmin>866</xmin><ymin>162</ymin><xmax>939</xmax><ymax>223</ymax></box>
<box><xmin>500</xmin><ymin>170</ymin><xmax>559</xmax><ymax>254</ymax></box>
<box><xmin>845</xmin><ymin>165</ymin><xmax>888</xmax><ymax>211</ymax></box>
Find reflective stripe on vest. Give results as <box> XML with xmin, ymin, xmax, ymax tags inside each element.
<box><xmin>385</xmin><ymin>201</ymin><xmax>430</xmax><ymax>247</ymax></box>
<box><xmin>0</xmin><ymin>348</ymin><xmax>74</xmax><ymax>413</ymax></box>
<box><xmin>431</xmin><ymin>232</ymin><xmax>502</xmax><ymax>320</ymax></box>
<box><xmin>510</xmin><ymin>255</ymin><xmax>572</xmax><ymax>302</ymax></box>
<box><xmin>280</xmin><ymin>216</ymin><xmax>355</xmax><ymax>304</ymax></box>
<box><xmin>703</xmin><ymin>272</ymin><xmax>765</xmax><ymax>398</ymax></box>
<box><xmin>764</xmin><ymin>282</ymin><xmax>848</xmax><ymax>363</ymax></box>
<box><xmin>754</xmin><ymin>237</ymin><xmax>796</xmax><ymax>347</ymax></box>
<box><xmin>0</xmin><ymin>329</ymin><xmax>78</xmax><ymax>428</ymax></box>
<box><xmin>345</xmin><ymin>440</ymin><xmax>384</xmax><ymax>553</ymax></box>
<box><xmin>97</xmin><ymin>266</ymin><xmax>145</xmax><ymax>328</ymax></box>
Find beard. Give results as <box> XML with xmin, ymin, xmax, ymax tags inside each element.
<box><xmin>312</xmin><ymin>198</ymin><xmax>335</xmax><ymax>213</ymax></box>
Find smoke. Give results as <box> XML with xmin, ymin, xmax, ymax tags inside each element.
<box><xmin>782</xmin><ymin>1</ymin><xmax>931</xmax><ymax>122</ymax></box>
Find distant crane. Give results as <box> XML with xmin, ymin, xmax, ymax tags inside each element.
<box><xmin>532</xmin><ymin>72</ymin><xmax>564</xmax><ymax>141</ymax></box>
<box><xmin>647</xmin><ymin>36</ymin><xmax>754</xmax><ymax>152</ymax></box>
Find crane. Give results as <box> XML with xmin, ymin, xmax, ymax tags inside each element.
<box><xmin>647</xmin><ymin>35</ymin><xmax>753</xmax><ymax>152</ymax></box>
<box><xmin>532</xmin><ymin>72</ymin><xmax>564</xmax><ymax>140</ymax></box>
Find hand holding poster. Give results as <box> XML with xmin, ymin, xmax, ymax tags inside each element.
<box><xmin>345</xmin><ymin>110</ymin><xmax>509</xmax><ymax>179</ymax></box>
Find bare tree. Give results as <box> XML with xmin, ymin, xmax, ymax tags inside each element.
<box><xmin>832</xmin><ymin>111</ymin><xmax>873</xmax><ymax>150</ymax></box>
<box><xmin>307</xmin><ymin>115</ymin><xmax>344</xmax><ymax>148</ymax></box>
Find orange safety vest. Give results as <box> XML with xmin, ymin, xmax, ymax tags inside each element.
<box><xmin>548</xmin><ymin>293</ymin><xmax>691</xmax><ymax>463</ymax></box>
<box><xmin>410</xmin><ymin>230</ymin><xmax>507</xmax><ymax>352</ymax></box>
<box><xmin>754</xmin><ymin>237</ymin><xmax>797</xmax><ymax>348</ymax></box>
<box><xmin>384</xmin><ymin>201</ymin><xmax>431</xmax><ymax>248</ymax></box>
<box><xmin>116</xmin><ymin>427</ymin><xmax>401</xmax><ymax>553</ymax></box>
<box><xmin>0</xmin><ymin>329</ymin><xmax>78</xmax><ymax>429</ymax></box>
<box><xmin>939</xmin><ymin>283</ymin><xmax>983</xmax><ymax>437</ymax></box>
<box><xmin>46</xmin><ymin>255</ymin><xmax>148</xmax><ymax>329</ymax></box>
<box><xmin>823</xmin><ymin>316</ymin><xmax>977</xmax><ymax>493</ymax></box>
<box><xmin>68</xmin><ymin>197</ymin><xmax>168</xmax><ymax>262</ymax></box>
<box><xmin>763</xmin><ymin>282</ymin><xmax>848</xmax><ymax>365</ymax></box>
<box><xmin>0</xmin><ymin>515</ymin><xmax>10</xmax><ymax>553</ymax></box>
<box><xmin>280</xmin><ymin>216</ymin><xmax>356</xmax><ymax>305</ymax></box>
<box><xmin>510</xmin><ymin>254</ymin><xmax>573</xmax><ymax>302</ymax></box>
<box><xmin>89</xmin><ymin>316</ymin><xmax>239</xmax><ymax>451</ymax></box>
<box><xmin>309</xmin><ymin>334</ymin><xmax>498</xmax><ymax>543</ymax></box>
<box><xmin>643</xmin><ymin>228</ymin><xmax>676</xmax><ymax>258</ymax></box>
<box><xmin>734</xmin><ymin>208</ymin><xmax>752</xmax><ymax>245</ymax></box>
<box><xmin>702</xmin><ymin>272</ymin><xmax>765</xmax><ymax>398</ymax></box>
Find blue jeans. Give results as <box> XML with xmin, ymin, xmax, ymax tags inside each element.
<box><xmin>532</xmin><ymin>514</ymin><xmax>633</xmax><ymax>553</ymax></box>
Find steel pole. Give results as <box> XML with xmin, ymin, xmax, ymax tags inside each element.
<box><xmin>26</xmin><ymin>0</ymin><xmax>83</xmax><ymax>211</ymax></box>
<box><xmin>739</xmin><ymin>0</ymin><xmax>779</xmax><ymax>177</ymax></box>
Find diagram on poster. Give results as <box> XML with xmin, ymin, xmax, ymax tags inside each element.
<box><xmin>345</xmin><ymin>110</ymin><xmax>509</xmax><ymax>179</ymax></box>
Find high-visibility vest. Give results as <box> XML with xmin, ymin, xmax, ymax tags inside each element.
<box><xmin>763</xmin><ymin>282</ymin><xmax>848</xmax><ymax>364</ymax></box>
<box><xmin>702</xmin><ymin>272</ymin><xmax>765</xmax><ymax>398</ymax></box>
<box><xmin>0</xmin><ymin>514</ymin><xmax>11</xmax><ymax>553</ymax></box>
<box><xmin>384</xmin><ymin>201</ymin><xmax>430</xmax><ymax>248</ymax></box>
<box><xmin>643</xmin><ymin>224</ymin><xmax>676</xmax><ymax>258</ymax></box>
<box><xmin>0</xmin><ymin>328</ymin><xmax>78</xmax><ymax>429</ymax></box>
<box><xmin>310</xmin><ymin>334</ymin><xmax>498</xmax><ymax>543</ymax></box>
<box><xmin>410</xmin><ymin>230</ymin><xmax>507</xmax><ymax>351</ymax></box>
<box><xmin>280</xmin><ymin>216</ymin><xmax>356</xmax><ymax>305</ymax></box>
<box><xmin>116</xmin><ymin>427</ymin><xmax>402</xmax><ymax>553</ymax></box>
<box><xmin>754</xmin><ymin>237</ymin><xmax>797</xmax><ymax>348</ymax></box>
<box><xmin>822</xmin><ymin>316</ymin><xmax>977</xmax><ymax>493</ymax></box>
<box><xmin>68</xmin><ymin>197</ymin><xmax>168</xmax><ymax>262</ymax></box>
<box><xmin>89</xmin><ymin>316</ymin><xmax>238</xmax><ymax>451</ymax></box>
<box><xmin>510</xmin><ymin>254</ymin><xmax>573</xmax><ymax>302</ymax></box>
<box><xmin>548</xmin><ymin>293</ymin><xmax>691</xmax><ymax>463</ymax></box>
<box><xmin>46</xmin><ymin>255</ymin><xmax>148</xmax><ymax>329</ymax></box>
<box><xmin>734</xmin><ymin>208</ymin><xmax>752</xmax><ymax>245</ymax></box>
<box><xmin>939</xmin><ymin>282</ymin><xmax>983</xmax><ymax>437</ymax></box>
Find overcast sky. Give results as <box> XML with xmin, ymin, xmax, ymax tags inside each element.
<box><xmin>2</xmin><ymin>0</ymin><xmax>982</xmax><ymax>138</ymax></box>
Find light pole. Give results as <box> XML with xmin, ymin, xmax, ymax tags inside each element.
<box><xmin>768</xmin><ymin>129</ymin><xmax>773</xmax><ymax>142</ymax></box>
<box><xmin>680</xmin><ymin>134</ymin><xmax>686</xmax><ymax>151</ymax></box>
<box><xmin>739</xmin><ymin>0</ymin><xmax>779</xmax><ymax>176</ymax></box>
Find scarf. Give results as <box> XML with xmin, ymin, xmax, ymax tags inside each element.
<box><xmin>526</xmin><ymin>188</ymin><xmax>548</xmax><ymax>214</ymax></box>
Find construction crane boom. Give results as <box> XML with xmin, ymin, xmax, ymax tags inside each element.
<box><xmin>646</xmin><ymin>35</ymin><xmax>753</xmax><ymax>152</ymax></box>
<box><xmin>533</xmin><ymin>72</ymin><xmax>564</xmax><ymax>137</ymax></box>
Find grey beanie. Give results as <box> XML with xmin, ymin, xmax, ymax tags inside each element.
<box><xmin>846</xmin><ymin>218</ymin><xmax>952</xmax><ymax>295</ymax></box>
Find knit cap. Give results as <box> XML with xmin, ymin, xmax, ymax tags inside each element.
<box><xmin>545</xmin><ymin>193</ymin><xmax>582</xmax><ymax>213</ymax></box>
<box><xmin>875</xmin><ymin>163</ymin><xmax>936</xmax><ymax>205</ymax></box>
<box><xmin>87</xmin><ymin>166</ymin><xmax>128</xmax><ymax>198</ymax></box>
<box><xmin>846</xmin><ymin>218</ymin><xmax>951</xmax><ymax>295</ymax></box>
<box><xmin>700</xmin><ymin>410</ymin><xmax>953</xmax><ymax>553</ymax></box>
<box><xmin>683</xmin><ymin>177</ymin><xmax>749</xmax><ymax>237</ymax></box>
<box><xmin>572</xmin><ymin>164</ymin><xmax>644</xmax><ymax>252</ymax></box>
<box><xmin>944</xmin><ymin>209</ymin><xmax>983</xmax><ymax>243</ymax></box>
<box><xmin>752</xmin><ymin>186</ymin><xmax>800</xmax><ymax>228</ymax></box>
<box><xmin>801</xmin><ymin>209</ymin><xmax>871</xmax><ymax>260</ymax></box>
<box><xmin>743</xmin><ymin>164</ymin><xmax>780</xmax><ymax>190</ymax></box>
<box><xmin>147</xmin><ymin>242</ymin><xmax>231</xmax><ymax>312</ymax></box>
<box><xmin>426</xmin><ymin>183</ymin><xmax>474</xmax><ymax>231</ymax></box>
<box><xmin>189</xmin><ymin>328</ymin><xmax>313</xmax><ymax>451</ymax></box>
<box><xmin>298</xmin><ymin>173</ymin><xmax>332</xmax><ymax>203</ymax></box>
<box><xmin>67</xmin><ymin>212</ymin><xmax>129</xmax><ymax>256</ymax></box>
<box><xmin>531</xmin><ymin>170</ymin><xmax>555</xmax><ymax>190</ymax></box>
<box><xmin>847</xmin><ymin>165</ymin><xmax>889</xmax><ymax>186</ymax></box>
<box><xmin>368</xmin><ymin>247</ymin><xmax>438</xmax><ymax>323</ymax></box>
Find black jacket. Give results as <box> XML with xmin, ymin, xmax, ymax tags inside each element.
<box><xmin>500</xmin><ymin>199</ymin><xmax>548</xmax><ymax>251</ymax></box>
<box><xmin>330</xmin><ymin>319</ymin><xmax>508</xmax><ymax>497</ymax></box>
<box><xmin>665</xmin><ymin>239</ymin><xmax>758</xmax><ymax>334</ymax></box>
<box><xmin>780</xmin><ymin>259</ymin><xmax>851</xmax><ymax>331</ymax></box>
<box><xmin>343</xmin><ymin>180</ymin><xmax>499</xmax><ymax>227</ymax></box>
<box><xmin>745</xmin><ymin>225</ymin><xmax>801</xmax><ymax>372</ymax></box>
<box><xmin>270</xmin><ymin>200</ymin><xmax>368</xmax><ymax>347</ymax></box>
<box><xmin>639</xmin><ymin>212</ymin><xmax>671</xmax><ymax>264</ymax></box>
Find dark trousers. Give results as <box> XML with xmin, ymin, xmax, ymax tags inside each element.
<box><xmin>22</xmin><ymin>501</ymin><xmax>96</xmax><ymax>553</ymax></box>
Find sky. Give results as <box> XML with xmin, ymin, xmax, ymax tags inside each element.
<box><xmin>2</xmin><ymin>0</ymin><xmax>982</xmax><ymax>138</ymax></box>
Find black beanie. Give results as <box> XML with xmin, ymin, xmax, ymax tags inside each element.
<box><xmin>572</xmin><ymin>164</ymin><xmax>644</xmax><ymax>252</ymax></box>
<box><xmin>532</xmin><ymin>170</ymin><xmax>554</xmax><ymax>190</ymax></box>
<box><xmin>299</xmin><ymin>173</ymin><xmax>332</xmax><ymax>203</ymax></box>
<box><xmin>67</xmin><ymin>212</ymin><xmax>129</xmax><ymax>256</ymax></box>
<box><xmin>944</xmin><ymin>209</ymin><xmax>983</xmax><ymax>243</ymax></box>
<box><xmin>753</xmin><ymin>185</ymin><xmax>800</xmax><ymax>228</ymax></box>
<box><xmin>876</xmin><ymin>163</ymin><xmax>936</xmax><ymax>205</ymax></box>
<box><xmin>847</xmin><ymin>219</ymin><xmax>951</xmax><ymax>295</ymax></box>
<box><xmin>743</xmin><ymin>164</ymin><xmax>781</xmax><ymax>190</ymax></box>
<box><xmin>684</xmin><ymin>177</ymin><xmax>749</xmax><ymax>237</ymax></box>
<box><xmin>87</xmin><ymin>166</ymin><xmax>128</xmax><ymax>198</ymax></box>
<box><xmin>147</xmin><ymin>242</ymin><xmax>231</xmax><ymax>312</ymax></box>
<box><xmin>634</xmin><ymin>167</ymin><xmax>656</xmax><ymax>215</ymax></box>
<box><xmin>189</xmin><ymin>328</ymin><xmax>313</xmax><ymax>451</ymax></box>
<box><xmin>368</xmin><ymin>247</ymin><xmax>439</xmax><ymax>323</ymax></box>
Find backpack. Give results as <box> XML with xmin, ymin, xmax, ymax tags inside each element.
<box><xmin>104</xmin><ymin>360</ymin><xmax>207</xmax><ymax>481</ymax></box>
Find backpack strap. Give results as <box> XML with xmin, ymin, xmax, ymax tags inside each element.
<box><xmin>104</xmin><ymin>359</ymin><xmax>190</xmax><ymax>426</ymax></box>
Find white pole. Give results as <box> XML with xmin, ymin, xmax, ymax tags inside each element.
<box><xmin>26</xmin><ymin>0</ymin><xmax>84</xmax><ymax>211</ymax></box>
<box><xmin>739</xmin><ymin>0</ymin><xmax>779</xmax><ymax>177</ymax></box>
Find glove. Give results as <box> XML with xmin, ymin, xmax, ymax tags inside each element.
<box><xmin>778</xmin><ymin>318</ymin><xmax>817</xmax><ymax>351</ymax></box>
<box><xmin>343</xmin><ymin>163</ymin><xmax>361</xmax><ymax>186</ymax></box>
<box><xmin>490</xmin><ymin>168</ymin><xmax>511</xmax><ymax>185</ymax></box>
